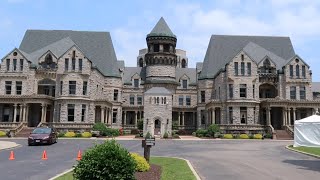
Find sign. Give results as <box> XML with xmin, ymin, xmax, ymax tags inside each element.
<box><xmin>145</xmin><ymin>138</ymin><xmax>155</xmax><ymax>146</ymax></box>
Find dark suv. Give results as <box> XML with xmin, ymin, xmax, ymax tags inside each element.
<box><xmin>28</xmin><ymin>127</ymin><xmax>58</xmax><ymax>146</ymax></box>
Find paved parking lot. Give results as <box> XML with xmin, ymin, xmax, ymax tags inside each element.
<box><xmin>0</xmin><ymin>139</ymin><xmax>319</xmax><ymax>180</ymax></box>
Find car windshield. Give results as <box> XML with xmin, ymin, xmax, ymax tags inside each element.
<box><xmin>31</xmin><ymin>128</ymin><xmax>51</xmax><ymax>134</ymax></box>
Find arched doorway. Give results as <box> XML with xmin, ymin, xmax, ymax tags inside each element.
<box><xmin>154</xmin><ymin>119</ymin><xmax>161</xmax><ymax>135</ymax></box>
<box><xmin>259</xmin><ymin>83</ymin><xmax>277</xmax><ymax>98</ymax></box>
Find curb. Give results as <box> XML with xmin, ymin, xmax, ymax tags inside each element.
<box><xmin>285</xmin><ymin>145</ymin><xmax>320</xmax><ymax>159</ymax></box>
<box><xmin>48</xmin><ymin>168</ymin><xmax>74</xmax><ymax>180</ymax></box>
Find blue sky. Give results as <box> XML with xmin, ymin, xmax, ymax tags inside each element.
<box><xmin>1</xmin><ymin>0</ymin><xmax>320</xmax><ymax>80</ymax></box>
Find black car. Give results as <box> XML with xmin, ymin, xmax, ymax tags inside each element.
<box><xmin>28</xmin><ymin>127</ymin><xmax>58</xmax><ymax>146</ymax></box>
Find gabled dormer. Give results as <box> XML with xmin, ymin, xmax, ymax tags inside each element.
<box><xmin>0</xmin><ymin>48</ymin><xmax>30</xmax><ymax>73</ymax></box>
<box><xmin>179</xmin><ymin>74</ymin><xmax>190</xmax><ymax>89</ymax></box>
<box><xmin>38</xmin><ymin>50</ymin><xmax>58</xmax><ymax>70</ymax></box>
<box><xmin>284</xmin><ymin>55</ymin><xmax>310</xmax><ymax>79</ymax></box>
<box><xmin>131</xmin><ymin>73</ymin><xmax>141</xmax><ymax>88</ymax></box>
<box><xmin>258</xmin><ymin>56</ymin><xmax>276</xmax><ymax>74</ymax></box>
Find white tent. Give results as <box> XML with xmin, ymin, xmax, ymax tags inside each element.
<box><xmin>294</xmin><ymin>114</ymin><xmax>320</xmax><ymax>147</ymax></box>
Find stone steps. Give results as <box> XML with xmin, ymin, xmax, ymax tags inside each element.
<box><xmin>275</xmin><ymin>130</ymin><xmax>293</xmax><ymax>140</ymax></box>
<box><xmin>15</xmin><ymin>127</ymin><xmax>34</xmax><ymax>137</ymax></box>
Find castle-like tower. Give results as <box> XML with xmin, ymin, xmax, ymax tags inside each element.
<box><xmin>144</xmin><ymin>17</ymin><xmax>178</xmax><ymax>90</ymax></box>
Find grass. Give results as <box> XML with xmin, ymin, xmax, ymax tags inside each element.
<box><xmin>289</xmin><ymin>145</ymin><xmax>320</xmax><ymax>156</ymax></box>
<box><xmin>150</xmin><ymin>157</ymin><xmax>196</xmax><ymax>180</ymax></box>
<box><xmin>55</xmin><ymin>157</ymin><xmax>196</xmax><ymax>180</ymax></box>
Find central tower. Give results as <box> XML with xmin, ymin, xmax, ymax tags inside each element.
<box><xmin>144</xmin><ymin>17</ymin><xmax>178</xmax><ymax>90</ymax></box>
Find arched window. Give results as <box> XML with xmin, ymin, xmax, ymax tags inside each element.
<box><xmin>296</xmin><ymin>64</ymin><xmax>300</xmax><ymax>77</ymax></box>
<box><xmin>41</xmin><ymin>54</ymin><xmax>56</xmax><ymax>69</ymax></box>
<box><xmin>181</xmin><ymin>59</ymin><xmax>186</xmax><ymax>68</ymax></box>
<box><xmin>139</xmin><ymin>58</ymin><xmax>143</xmax><ymax>67</ymax></box>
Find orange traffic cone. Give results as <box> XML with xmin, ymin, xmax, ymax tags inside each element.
<box><xmin>42</xmin><ymin>150</ymin><xmax>48</xmax><ymax>160</ymax></box>
<box><xmin>77</xmin><ymin>150</ymin><xmax>82</xmax><ymax>160</ymax></box>
<box><xmin>9</xmin><ymin>151</ymin><xmax>15</xmax><ymax>160</ymax></box>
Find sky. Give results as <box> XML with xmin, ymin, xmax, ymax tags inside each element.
<box><xmin>0</xmin><ymin>0</ymin><xmax>320</xmax><ymax>80</ymax></box>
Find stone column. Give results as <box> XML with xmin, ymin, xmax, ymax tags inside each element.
<box><xmin>104</xmin><ymin>107</ymin><xmax>107</xmax><ymax>124</ymax></box>
<box><xmin>101</xmin><ymin>106</ymin><xmax>105</xmax><ymax>123</ymax></box>
<box><xmin>313</xmin><ymin>108</ymin><xmax>317</xmax><ymax>115</ymax></box>
<box><xmin>19</xmin><ymin>104</ymin><xmax>23</xmax><ymax>122</ymax></box>
<box><xmin>13</xmin><ymin>104</ymin><xmax>17</xmax><ymax>123</ymax></box>
<box><xmin>212</xmin><ymin>107</ymin><xmax>215</xmax><ymax>124</ymax></box>
<box><xmin>25</xmin><ymin>104</ymin><xmax>29</xmax><ymax>123</ymax></box>
<box><xmin>43</xmin><ymin>105</ymin><xmax>47</xmax><ymax>123</ymax></box>
<box><xmin>266</xmin><ymin>107</ymin><xmax>271</xmax><ymax>126</ymax></box>
<box><xmin>124</xmin><ymin>111</ymin><xmax>127</xmax><ymax>125</ymax></box>
<box><xmin>109</xmin><ymin>109</ymin><xmax>112</xmax><ymax>124</ymax></box>
<box><xmin>293</xmin><ymin>108</ymin><xmax>296</xmax><ymax>121</ymax></box>
<box><xmin>282</xmin><ymin>107</ymin><xmax>286</xmax><ymax>126</ymax></box>
<box><xmin>135</xmin><ymin>111</ymin><xmax>138</xmax><ymax>128</ymax></box>
<box><xmin>106</xmin><ymin>108</ymin><xmax>109</xmax><ymax>124</ymax></box>
<box><xmin>178</xmin><ymin>112</ymin><xmax>181</xmax><ymax>126</ymax></box>
<box><xmin>41</xmin><ymin>104</ymin><xmax>45</xmax><ymax>123</ymax></box>
<box><xmin>287</xmin><ymin>108</ymin><xmax>291</xmax><ymax>126</ymax></box>
<box><xmin>182</xmin><ymin>112</ymin><xmax>185</xmax><ymax>126</ymax></box>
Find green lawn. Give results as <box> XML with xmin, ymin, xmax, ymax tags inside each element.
<box><xmin>289</xmin><ymin>145</ymin><xmax>320</xmax><ymax>156</ymax></box>
<box><xmin>55</xmin><ymin>157</ymin><xmax>196</xmax><ymax>180</ymax></box>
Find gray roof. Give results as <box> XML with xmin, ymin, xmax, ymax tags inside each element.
<box><xmin>117</xmin><ymin>60</ymin><xmax>125</xmax><ymax>70</ymax></box>
<box><xmin>123</xmin><ymin>67</ymin><xmax>145</xmax><ymax>84</ymax></box>
<box><xmin>312</xmin><ymin>82</ymin><xmax>320</xmax><ymax>92</ymax></box>
<box><xmin>145</xmin><ymin>87</ymin><xmax>172</xmax><ymax>95</ymax></box>
<box><xmin>19</xmin><ymin>30</ymin><xmax>120</xmax><ymax>77</ymax></box>
<box><xmin>147</xmin><ymin>17</ymin><xmax>176</xmax><ymax>38</ymax></box>
<box><xmin>200</xmin><ymin>35</ymin><xmax>296</xmax><ymax>79</ymax></box>
<box><xmin>176</xmin><ymin>68</ymin><xmax>197</xmax><ymax>85</ymax></box>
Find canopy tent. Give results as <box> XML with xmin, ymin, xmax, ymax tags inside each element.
<box><xmin>294</xmin><ymin>114</ymin><xmax>320</xmax><ymax>147</ymax></box>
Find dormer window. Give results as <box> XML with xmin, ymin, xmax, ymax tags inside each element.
<box><xmin>182</xmin><ymin>80</ymin><xmax>187</xmax><ymax>89</ymax></box>
<box><xmin>260</xmin><ymin>59</ymin><xmax>275</xmax><ymax>73</ymax></box>
<box><xmin>72</xmin><ymin>50</ymin><xmax>76</xmax><ymax>59</ymax></box>
<box><xmin>41</xmin><ymin>54</ymin><xmax>56</xmax><ymax>69</ymax></box>
<box><xmin>296</xmin><ymin>64</ymin><xmax>300</xmax><ymax>77</ymax></box>
<box><xmin>134</xmin><ymin>79</ymin><xmax>139</xmax><ymax>88</ymax></box>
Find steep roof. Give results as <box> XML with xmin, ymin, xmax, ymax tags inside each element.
<box><xmin>176</xmin><ymin>68</ymin><xmax>197</xmax><ymax>85</ymax></box>
<box><xmin>145</xmin><ymin>87</ymin><xmax>172</xmax><ymax>95</ymax></box>
<box><xmin>200</xmin><ymin>35</ymin><xmax>295</xmax><ymax>79</ymax></box>
<box><xmin>147</xmin><ymin>17</ymin><xmax>176</xmax><ymax>38</ymax></box>
<box><xmin>19</xmin><ymin>30</ymin><xmax>120</xmax><ymax>77</ymax></box>
<box><xmin>123</xmin><ymin>67</ymin><xmax>146</xmax><ymax>84</ymax></box>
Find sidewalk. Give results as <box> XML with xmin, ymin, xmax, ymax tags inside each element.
<box><xmin>178</xmin><ymin>136</ymin><xmax>203</xmax><ymax>140</ymax></box>
<box><xmin>0</xmin><ymin>141</ymin><xmax>20</xmax><ymax>150</ymax></box>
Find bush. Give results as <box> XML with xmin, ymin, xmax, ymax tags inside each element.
<box><xmin>75</xmin><ymin>133</ymin><xmax>82</xmax><ymax>137</ymax></box>
<box><xmin>254</xmin><ymin>134</ymin><xmax>263</xmax><ymax>139</ymax></box>
<box><xmin>223</xmin><ymin>134</ymin><xmax>233</xmax><ymax>139</ymax></box>
<box><xmin>177</xmin><ymin>129</ymin><xmax>188</xmax><ymax>135</ymax></box>
<box><xmin>195</xmin><ymin>129</ymin><xmax>208</xmax><ymax>137</ymax></box>
<box><xmin>264</xmin><ymin>133</ymin><xmax>272</xmax><ymax>139</ymax></box>
<box><xmin>172</xmin><ymin>121</ymin><xmax>179</xmax><ymax>130</ymax></box>
<box><xmin>207</xmin><ymin>124</ymin><xmax>220</xmax><ymax>137</ymax></box>
<box><xmin>73</xmin><ymin>140</ymin><xmax>136</xmax><ymax>180</ymax></box>
<box><xmin>137</xmin><ymin>120</ymin><xmax>143</xmax><ymax>130</ymax></box>
<box><xmin>192</xmin><ymin>132</ymin><xmax>196</xmax><ymax>136</ymax></box>
<box><xmin>217</xmin><ymin>134</ymin><xmax>224</xmax><ymax>138</ymax></box>
<box><xmin>64</xmin><ymin>131</ymin><xmax>76</xmax><ymax>137</ymax></box>
<box><xmin>145</xmin><ymin>131</ymin><xmax>152</xmax><ymax>138</ymax></box>
<box><xmin>130</xmin><ymin>153</ymin><xmax>150</xmax><ymax>172</ymax></box>
<box><xmin>233</xmin><ymin>134</ymin><xmax>240</xmax><ymax>139</ymax></box>
<box><xmin>92</xmin><ymin>122</ymin><xmax>108</xmax><ymax>136</ymax></box>
<box><xmin>239</xmin><ymin>134</ymin><xmax>249</xmax><ymax>139</ymax></box>
<box><xmin>163</xmin><ymin>132</ymin><xmax>169</xmax><ymax>139</ymax></box>
<box><xmin>58</xmin><ymin>132</ymin><xmax>65</xmax><ymax>137</ymax></box>
<box><xmin>249</xmin><ymin>134</ymin><xmax>254</xmax><ymax>139</ymax></box>
<box><xmin>0</xmin><ymin>131</ymin><xmax>6</xmax><ymax>137</ymax></box>
<box><xmin>135</xmin><ymin>134</ymin><xmax>141</xmax><ymax>138</ymax></box>
<box><xmin>81</xmin><ymin>132</ymin><xmax>92</xmax><ymax>138</ymax></box>
<box><xmin>131</xmin><ymin>129</ymin><xmax>140</xmax><ymax>135</ymax></box>
<box><xmin>173</xmin><ymin>134</ymin><xmax>180</xmax><ymax>139</ymax></box>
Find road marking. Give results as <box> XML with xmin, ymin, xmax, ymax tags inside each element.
<box><xmin>48</xmin><ymin>168</ymin><xmax>74</xmax><ymax>180</ymax></box>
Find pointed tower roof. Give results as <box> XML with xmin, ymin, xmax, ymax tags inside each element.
<box><xmin>147</xmin><ymin>17</ymin><xmax>176</xmax><ymax>38</ymax></box>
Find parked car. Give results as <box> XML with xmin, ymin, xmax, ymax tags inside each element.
<box><xmin>28</xmin><ymin>127</ymin><xmax>57</xmax><ymax>146</ymax></box>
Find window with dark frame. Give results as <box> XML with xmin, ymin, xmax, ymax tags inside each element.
<box><xmin>182</xmin><ymin>80</ymin><xmax>187</xmax><ymax>89</ymax></box>
<box><xmin>130</xmin><ymin>95</ymin><xmax>135</xmax><ymax>105</ymax></box>
<box><xmin>67</xmin><ymin>104</ymin><xmax>75</xmax><ymax>122</ymax></box>
<box><xmin>72</xmin><ymin>58</ymin><xmax>76</xmax><ymax>71</ymax></box>
<box><xmin>5</xmin><ymin>81</ymin><xmax>12</xmax><ymax>94</ymax></box>
<box><xmin>241</xmin><ymin>62</ymin><xmax>245</xmax><ymax>75</ymax></box>
<box><xmin>253</xmin><ymin>85</ymin><xmax>255</xmax><ymax>98</ymax></box>
<box><xmin>234</xmin><ymin>62</ymin><xmax>238</xmax><ymax>75</ymax></box>
<box><xmin>290</xmin><ymin>65</ymin><xmax>293</xmax><ymax>77</ymax></box>
<box><xmin>201</xmin><ymin>91</ymin><xmax>205</xmax><ymax>103</ymax></box>
<box><xmin>302</xmin><ymin>65</ymin><xmax>306</xmax><ymax>78</ymax></box>
<box><xmin>290</xmin><ymin>86</ymin><xmax>296</xmax><ymax>99</ymax></box>
<box><xmin>240</xmin><ymin>84</ymin><xmax>247</xmax><ymax>98</ymax></box>
<box><xmin>113</xmin><ymin>89</ymin><xmax>118</xmax><ymax>101</ymax></box>
<box><xmin>69</xmin><ymin>81</ymin><xmax>76</xmax><ymax>95</ymax></box>
<box><xmin>240</xmin><ymin>107</ymin><xmax>247</xmax><ymax>124</ymax></box>
<box><xmin>163</xmin><ymin>44</ymin><xmax>170</xmax><ymax>52</ymax></box>
<box><xmin>179</xmin><ymin>95</ymin><xmax>184</xmax><ymax>106</ymax></box>
<box><xmin>154</xmin><ymin>44</ymin><xmax>159</xmax><ymax>52</ymax></box>
<box><xmin>83</xmin><ymin>81</ymin><xmax>87</xmax><ymax>95</ymax></box>
<box><xmin>186</xmin><ymin>96</ymin><xmax>191</xmax><ymax>106</ymax></box>
<box><xmin>81</xmin><ymin>104</ymin><xmax>86</xmax><ymax>122</ymax></box>
<box><xmin>16</xmin><ymin>81</ymin><xmax>22</xmax><ymax>95</ymax></box>
<box><xmin>20</xmin><ymin>59</ymin><xmax>24</xmax><ymax>71</ymax></box>
<box><xmin>6</xmin><ymin>59</ymin><xmax>10</xmax><ymax>71</ymax></box>
<box><xmin>112</xmin><ymin>109</ymin><xmax>117</xmax><ymax>123</ymax></box>
<box><xmin>300</xmin><ymin>86</ymin><xmax>306</xmax><ymax>100</ymax></box>
<box><xmin>65</xmin><ymin>58</ymin><xmax>69</xmax><ymax>71</ymax></box>
<box><xmin>247</xmin><ymin>62</ymin><xmax>251</xmax><ymax>75</ymax></box>
<box><xmin>229</xmin><ymin>107</ymin><xmax>233</xmax><ymax>124</ymax></box>
<box><xmin>229</xmin><ymin>84</ymin><xmax>233</xmax><ymax>98</ymax></box>
<box><xmin>137</xmin><ymin>96</ymin><xmax>143</xmax><ymax>105</ymax></box>
<box><xmin>60</xmin><ymin>81</ymin><xmax>63</xmax><ymax>95</ymax></box>
<box><xmin>13</xmin><ymin>59</ymin><xmax>17</xmax><ymax>71</ymax></box>
<box><xmin>134</xmin><ymin>79</ymin><xmax>139</xmax><ymax>88</ymax></box>
<box><xmin>79</xmin><ymin>59</ymin><xmax>82</xmax><ymax>71</ymax></box>
<box><xmin>296</xmin><ymin>64</ymin><xmax>300</xmax><ymax>77</ymax></box>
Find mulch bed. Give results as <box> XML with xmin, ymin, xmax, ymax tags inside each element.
<box><xmin>135</xmin><ymin>164</ymin><xmax>161</xmax><ymax>180</ymax></box>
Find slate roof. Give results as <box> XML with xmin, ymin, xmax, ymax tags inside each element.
<box><xmin>312</xmin><ymin>82</ymin><xmax>320</xmax><ymax>92</ymax></box>
<box><xmin>200</xmin><ymin>35</ymin><xmax>296</xmax><ymax>79</ymax></box>
<box><xmin>147</xmin><ymin>17</ymin><xmax>176</xmax><ymax>38</ymax></box>
<box><xmin>176</xmin><ymin>68</ymin><xmax>197</xmax><ymax>85</ymax></box>
<box><xmin>145</xmin><ymin>87</ymin><xmax>172</xmax><ymax>95</ymax></box>
<box><xmin>19</xmin><ymin>30</ymin><xmax>120</xmax><ymax>77</ymax></box>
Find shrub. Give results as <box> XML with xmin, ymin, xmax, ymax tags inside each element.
<box><xmin>217</xmin><ymin>134</ymin><xmax>224</xmax><ymax>138</ymax></box>
<box><xmin>58</xmin><ymin>132</ymin><xmax>65</xmax><ymax>137</ymax></box>
<box><xmin>173</xmin><ymin>134</ymin><xmax>180</xmax><ymax>139</ymax></box>
<box><xmin>131</xmin><ymin>129</ymin><xmax>140</xmax><ymax>135</ymax></box>
<box><xmin>0</xmin><ymin>131</ymin><xmax>6</xmax><ymax>137</ymax></box>
<box><xmin>264</xmin><ymin>133</ymin><xmax>272</xmax><ymax>139</ymax></box>
<box><xmin>163</xmin><ymin>132</ymin><xmax>169</xmax><ymax>139</ymax></box>
<box><xmin>137</xmin><ymin>120</ymin><xmax>143</xmax><ymax>130</ymax></box>
<box><xmin>81</xmin><ymin>132</ymin><xmax>92</xmax><ymax>138</ymax></box>
<box><xmin>207</xmin><ymin>124</ymin><xmax>220</xmax><ymax>137</ymax></box>
<box><xmin>145</xmin><ymin>131</ymin><xmax>152</xmax><ymax>138</ymax></box>
<box><xmin>75</xmin><ymin>133</ymin><xmax>82</xmax><ymax>137</ymax></box>
<box><xmin>239</xmin><ymin>134</ymin><xmax>249</xmax><ymax>139</ymax></box>
<box><xmin>130</xmin><ymin>153</ymin><xmax>150</xmax><ymax>172</ymax></box>
<box><xmin>223</xmin><ymin>134</ymin><xmax>233</xmax><ymax>139</ymax></box>
<box><xmin>254</xmin><ymin>134</ymin><xmax>263</xmax><ymax>139</ymax></box>
<box><xmin>64</xmin><ymin>131</ymin><xmax>76</xmax><ymax>137</ymax></box>
<box><xmin>192</xmin><ymin>132</ymin><xmax>196</xmax><ymax>136</ymax></box>
<box><xmin>177</xmin><ymin>129</ymin><xmax>188</xmax><ymax>135</ymax></box>
<box><xmin>73</xmin><ymin>140</ymin><xmax>136</xmax><ymax>180</ymax></box>
<box><xmin>195</xmin><ymin>129</ymin><xmax>208</xmax><ymax>137</ymax></box>
<box><xmin>249</xmin><ymin>134</ymin><xmax>254</xmax><ymax>139</ymax></box>
<box><xmin>233</xmin><ymin>134</ymin><xmax>240</xmax><ymax>139</ymax></box>
<box><xmin>92</xmin><ymin>122</ymin><xmax>108</xmax><ymax>136</ymax></box>
<box><xmin>172</xmin><ymin>121</ymin><xmax>179</xmax><ymax>130</ymax></box>
<box><xmin>135</xmin><ymin>134</ymin><xmax>141</xmax><ymax>138</ymax></box>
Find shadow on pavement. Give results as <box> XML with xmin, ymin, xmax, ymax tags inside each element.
<box><xmin>283</xmin><ymin>159</ymin><xmax>320</xmax><ymax>172</ymax></box>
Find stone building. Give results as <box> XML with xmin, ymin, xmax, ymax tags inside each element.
<box><xmin>0</xmin><ymin>17</ymin><xmax>319</xmax><ymax>137</ymax></box>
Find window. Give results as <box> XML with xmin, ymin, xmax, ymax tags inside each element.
<box><xmin>113</xmin><ymin>89</ymin><xmax>118</xmax><ymax>101</ymax></box>
<box><xmin>247</xmin><ymin>62</ymin><xmax>251</xmax><ymax>75</ymax></box>
<box><xmin>182</xmin><ymin>80</ymin><xmax>187</xmax><ymax>89</ymax></box>
<box><xmin>13</xmin><ymin>59</ymin><xmax>17</xmax><ymax>71</ymax></box>
<box><xmin>229</xmin><ymin>107</ymin><xmax>233</xmax><ymax>124</ymax></box>
<box><xmin>67</xmin><ymin>104</ymin><xmax>75</xmax><ymax>122</ymax></box>
<box><xmin>240</xmin><ymin>107</ymin><xmax>247</xmax><ymax>124</ymax></box>
<box><xmin>302</xmin><ymin>65</ymin><xmax>306</xmax><ymax>78</ymax></box>
<box><xmin>6</xmin><ymin>59</ymin><xmax>10</xmax><ymax>71</ymax></box>
<box><xmin>20</xmin><ymin>59</ymin><xmax>24</xmax><ymax>71</ymax></box>
<box><xmin>163</xmin><ymin>44</ymin><xmax>170</xmax><ymax>52</ymax></box>
<box><xmin>290</xmin><ymin>86</ymin><xmax>296</xmax><ymax>99</ymax></box>
<box><xmin>290</xmin><ymin>65</ymin><xmax>293</xmax><ymax>77</ymax></box>
<box><xmin>181</xmin><ymin>59</ymin><xmax>186</xmax><ymax>68</ymax></box>
<box><xmin>179</xmin><ymin>95</ymin><xmax>184</xmax><ymax>106</ymax></box>
<box><xmin>65</xmin><ymin>58</ymin><xmax>69</xmax><ymax>71</ymax></box>
<box><xmin>134</xmin><ymin>79</ymin><xmax>139</xmax><ymax>88</ymax></box>
<box><xmin>300</xmin><ymin>86</ymin><xmax>306</xmax><ymax>100</ymax></box>
<box><xmin>130</xmin><ymin>95</ymin><xmax>135</xmax><ymax>105</ymax></box>
<box><xmin>234</xmin><ymin>62</ymin><xmax>238</xmax><ymax>75</ymax></box>
<box><xmin>83</xmin><ymin>81</ymin><xmax>87</xmax><ymax>95</ymax></box>
<box><xmin>139</xmin><ymin>58</ymin><xmax>143</xmax><ymax>67</ymax></box>
<box><xmin>240</xmin><ymin>84</ymin><xmax>247</xmax><ymax>98</ymax></box>
<box><xmin>72</xmin><ymin>50</ymin><xmax>76</xmax><ymax>59</ymax></box>
<box><xmin>186</xmin><ymin>96</ymin><xmax>191</xmax><ymax>106</ymax></box>
<box><xmin>5</xmin><ymin>81</ymin><xmax>12</xmax><ymax>94</ymax></box>
<box><xmin>156</xmin><ymin>97</ymin><xmax>159</xmax><ymax>104</ymax></box>
<box><xmin>112</xmin><ymin>109</ymin><xmax>117</xmax><ymax>123</ymax></box>
<box><xmin>69</xmin><ymin>81</ymin><xmax>76</xmax><ymax>95</ymax></box>
<box><xmin>253</xmin><ymin>85</ymin><xmax>255</xmax><ymax>98</ymax></box>
<box><xmin>79</xmin><ymin>59</ymin><xmax>82</xmax><ymax>71</ymax></box>
<box><xmin>229</xmin><ymin>84</ymin><xmax>233</xmax><ymax>98</ymax></box>
<box><xmin>241</xmin><ymin>62</ymin><xmax>245</xmax><ymax>75</ymax></box>
<box><xmin>81</xmin><ymin>104</ymin><xmax>86</xmax><ymax>122</ymax></box>
<box><xmin>164</xmin><ymin>97</ymin><xmax>166</xmax><ymax>104</ymax></box>
<box><xmin>296</xmin><ymin>65</ymin><xmax>299</xmax><ymax>77</ymax></box>
<box><xmin>16</xmin><ymin>81</ymin><xmax>22</xmax><ymax>95</ymax></box>
<box><xmin>241</xmin><ymin>54</ymin><xmax>244</xmax><ymax>61</ymax></box>
<box><xmin>72</xmin><ymin>58</ymin><xmax>76</xmax><ymax>71</ymax></box>
<box><xmin>218</xmin><ymin>87</ymin><xmax>220</xmax><ymax>99</ymax></box>
<box><xmin>201</xmin><ymin>91</ymin><xmax>205</xmax><ymax>103</ymax></box>
<box><xmin>154</xmin><ymin>44</ymin><xmax>159</xmax><ymax>52</ymax></box>
<box><xmin>60</xmin><ymin>81</ymin><xmax>63</xmax><ymax>95</ymax></box>
<box><xmin>137</xmin><ymin>96</ymin><xmax>143</xmax><ymax>105</ymax></box>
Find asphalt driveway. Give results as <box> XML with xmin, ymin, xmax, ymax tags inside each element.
<box><xmin>0</xmin><ymin>139</ymin><xmax>319</xmax><ymax>180</ymax></box>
